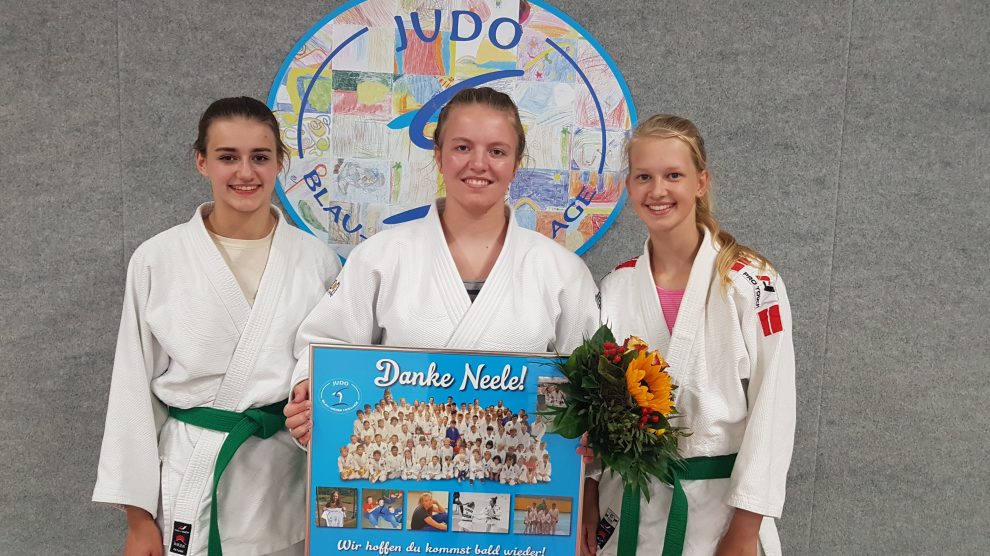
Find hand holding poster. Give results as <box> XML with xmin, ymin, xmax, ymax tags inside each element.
<box><xmin>308</xmin><ymin>345</ymin><xmax>583</xmax><ymax>555</ymax></box>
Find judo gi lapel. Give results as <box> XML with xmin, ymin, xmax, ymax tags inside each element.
<box><xmin>188</xmin><ymin>203</ymin><xmax>252</xmax><ymax>337</ymax></box>
<box><xmin>664</xmin><ymin>229</ymin><xmax>717</xmax><ymax>386</ymax></box>
<box><xmin>212</xmin><ymin>207</ymin><xmax>292</xmax><ymax>410</ymax></box>
<box><xmin>186</xmin><ymin>203</ymin><xmax>292</xmax><ymax>410</ymax></box>
<box><xmin>427</xmin><ymin>201</ymin><xmax>473</xmax><ymax>340</ymax></box>
<box><xmin>445</xmin><ymin>205</ymin><xmax>517</xmax><ymax>350</ymax></box>
<box><xmin>427</xmin><ymin>199</ymin><xmax>517</xmax><ymax>350</ymax></box>
<box><xmin>633</xmin><ymin>238</ymin><xmax>670</xmax><ymax>351</ymax></box>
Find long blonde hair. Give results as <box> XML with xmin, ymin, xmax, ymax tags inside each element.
<box><xmin>626</xmin><ymin>114</ymin><xmax>774</xmax><ymax>285</ymax></box>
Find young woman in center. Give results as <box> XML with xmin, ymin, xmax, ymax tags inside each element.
<box><xmin>283</xmin><ymin>86</ymin><xmax>599</xmax><ymax>442</ymax></box>
<box><xmin>583</xmin><ymin>115</ymin><xmax>795</xmax><ymax>556</ymax></box>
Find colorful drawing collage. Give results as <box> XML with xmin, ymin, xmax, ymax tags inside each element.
<box><xmin>270</xmin><ymin>0</ymin><xmax>634</xmax><ymax>256</ymax></box>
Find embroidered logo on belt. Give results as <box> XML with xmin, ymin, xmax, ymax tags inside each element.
<box><xmin>169</xmin><ymin>521</ymin><xmax>191</xmax><ymax>555</ymax></box>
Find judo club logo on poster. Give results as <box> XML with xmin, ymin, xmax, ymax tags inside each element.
<box><xmin>320</xmin><ymin>379</ymin><xmax>362</xmax><ymax>413</ymax></box>
<box><xmin>268</xmin><ymin>0</ymin><xmax>636</xmax><ymax>257</ymax></box>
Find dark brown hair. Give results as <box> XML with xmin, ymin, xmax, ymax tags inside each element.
<box><xmin>193</xmin><ymin>97</ymin><xmax>288</xmax><ymax>167</ymax></box>
<box><xmin>432</xmin><ymin>87</ymin><xmax>525</xmax><ymax>164</ymax></box>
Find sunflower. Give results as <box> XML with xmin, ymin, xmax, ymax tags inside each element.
<box><xmin>625</xmin><ymin>350</ymin><xmax>676</xmax><ymax>416</ymax></box>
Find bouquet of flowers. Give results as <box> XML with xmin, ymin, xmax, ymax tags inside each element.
<box><xmin>545</xmin><ymin>325</ymin><xmax>688</xmax><ymax>499</ymax></box>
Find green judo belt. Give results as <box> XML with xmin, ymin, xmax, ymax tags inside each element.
<box><xmin>169</xmin><ymin>400</ymin><xmax>288</xmax><ymax>556</ymax></box>
<box><xmin>616</xmin><ymin>453</ymin><xmax>737</xmax><ymax>556</ymax></box>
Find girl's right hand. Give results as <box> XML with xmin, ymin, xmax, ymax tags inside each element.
<box><xmin>283</xmin><ymin>380</ymin><xmax>313</xmax><ymax>445</ymax></box>
<box><xmin>123</xmin><ymin>506</ymin><xmax>162</xmax><ymax>556</ymax></box>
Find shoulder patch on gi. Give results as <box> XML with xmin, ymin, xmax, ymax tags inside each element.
<box><xmin>729</xmin><ymin>257</ymin><xmax>752</xmax><ymax>273</ymax></box>
<box><xmin>730</xmin><ymin>260</ymin><xmax>779</xmax><ymax>310</ymax></box>
<box><xmin>758</xmin><ymin>305</ymin><xmax>784</xmax><ymax>336</ymax></box>
<box><xmin>613</xmin><ymin>257</ymin><xmax>639</xmax><ymax>271</ymax></box>
<box><xmin>327</xmin><ymin>279</ymin><xmax>340</xmax><ymax>298</ymax></box>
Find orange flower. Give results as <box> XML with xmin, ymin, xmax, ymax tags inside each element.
<box><xmin>625</xmin><ymin>350</ymin><xmax>676</xmax><ymax>416</ymax></box>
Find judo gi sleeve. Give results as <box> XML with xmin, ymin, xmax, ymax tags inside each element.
<box><xmin>290</xmin><ymin>251</ymin><xmax>384</xmax><ymax>388</ymax></box>
<box><xmin>92</xmin><ymin>250</ymin><xmax>170</xmax><ymax>516</ymax></box>
<box><xmin>726</xmin><ymin>275</ymin><xmax>796</xmax><ymax>518</ymax></box>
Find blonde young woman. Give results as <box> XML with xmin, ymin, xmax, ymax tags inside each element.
<box><xmin>583</xmin><ymin>115</ymin><xmax>795</xmax><ymax>556</ymax></box>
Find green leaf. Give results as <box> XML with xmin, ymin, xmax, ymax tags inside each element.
<box><xmin>591</xmin><ymin>324</ymin><xmax>615</xmax><ymax>345</ymax></box>
<box><xmin>551</xmin><ymin>404</ymin><xmax>587</xmax><ymax>439</ymax></box>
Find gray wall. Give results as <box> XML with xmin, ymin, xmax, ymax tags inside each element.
<box><xmin>2</xmin><ymin>1</ymin><xmax>987</xmax><ymax>554</ymax></box>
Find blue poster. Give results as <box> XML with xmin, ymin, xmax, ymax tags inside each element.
<box><xmin>308</xmin><ymin>345</ymin><xmax>582</xmax><ymax>556</ymax></box>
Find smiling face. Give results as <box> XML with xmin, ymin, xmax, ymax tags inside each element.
<box><xmin>195</xmin><ymin>118</ymin><xmax>280</xmax><ymax>221</ymax></box>
<box><xmin>626</xmin><ymin>137</ymin><xmax>708</xmax><ymax>240</ymax></box>
<box><xmin>433</xmin><ymin>104</ymin><xmax>520</xmax><ymax>217</ymax></box>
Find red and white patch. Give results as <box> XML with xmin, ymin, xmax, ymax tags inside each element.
<box><xmin>613</xmin><ymin>257</ymin><xmax>639</xmax><ymax>271</ymax></box>
<box><xmin>730</xmin><ymin>257</ymin><xmax>752</xmax><ymax>272</ymax></box>
<box><xmin>758</xmin><ymin>305</ymin><xmax>784</xmax><ymax>337</ymax></box>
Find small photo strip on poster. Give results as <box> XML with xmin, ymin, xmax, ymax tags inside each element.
<box><xmin>315</xmin><ymin>487</ymin><xmax>358</xmax><ymax>528</ymax></box>
<box><xmin>360</xmin><ymin>489</ymin><xmax>405</xmax><ymax>530</ymax></box>
<box><xmin>513</xmin><ymin>495</ymin><xmax>572</xmax><ymax>536</ymax></box>
<box><xmin>536</xmin><ymin>376</ymin><xmax>567</xmax><ymax>425</ymax></box>
<box><xmin>406</xmin><ymin>490</ymin><xmax>451</xmax><ymax>532</ymax></box>
<box><xmin>451</xmin><ymin>492</ymin><xmax>511</xmax><ymax>534</ymax></box>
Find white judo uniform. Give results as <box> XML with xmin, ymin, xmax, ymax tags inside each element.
<box><xmin>92</xmin><ymin>204</ymin><xmax>341</xmax><ymax>556</ymax></box>
<box><xmin>593</xmin><ymin>230</ymin><xmax>795</xmax><ymax>556</ymax></box>
<box><xmin>291</xmin><ymin>198</ymin><xmax>599</xmax><ymax>386</ymax></box>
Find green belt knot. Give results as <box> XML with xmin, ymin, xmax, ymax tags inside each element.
<box><xmin>242</xmin><ymin>404</ymin><xmax>288</xmax><ymax>439</ymax></box>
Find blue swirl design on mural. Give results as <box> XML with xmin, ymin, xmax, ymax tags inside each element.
<box><xmin>545</xmin><ymin>37</ymin><xmax>607</xmax><ymax>175</ymax></box>
<box><xmin>294</xmin><ymin>26</ymin><xmax>369</xmax><ymax>159</ymax></box>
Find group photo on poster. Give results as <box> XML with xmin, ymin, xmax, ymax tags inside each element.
<box><xmin>336</xmin><ymin>391</ymin><xmax>553</xmax><ymax>485</ymax></box>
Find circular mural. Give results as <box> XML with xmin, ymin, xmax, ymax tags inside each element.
<box><xmin>269</xmin><ymin>0</ymin><xmax>636</xmax><ymax>257</ymax></box>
